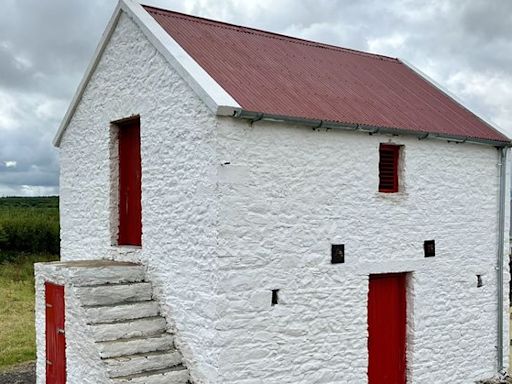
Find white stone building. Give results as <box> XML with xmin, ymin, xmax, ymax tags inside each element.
<box><xmin>36</xmin><ymin>1</ymin><xmax>512</xmax><ymax>383</ymax></box>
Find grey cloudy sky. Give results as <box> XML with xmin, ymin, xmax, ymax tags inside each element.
<box><xmin>0</xmin><ymin>0</ymin><xmax>510</xmax><ymax>196</ymax></box>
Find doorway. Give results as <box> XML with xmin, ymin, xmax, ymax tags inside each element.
<box><xmin>368</xmin><ymin>273</ymin><xmax>407</xmax><ymax>384</ymax></box>
<box><xmin>117</xmin><ymin>117</ymin><xmax>142</xmax><ymax>246</ymax></box>
<box><xmin>45</xmin><ymin>282</ymin><xmax>66</xmax><ymax>384</ymax></box>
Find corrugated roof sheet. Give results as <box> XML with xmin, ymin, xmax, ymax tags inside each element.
<box><xmin>143</xmin><ymin>5</ymin><xmax>509</xmax><ymax>143</ymax></box>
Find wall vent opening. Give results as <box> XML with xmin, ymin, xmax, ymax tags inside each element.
<box><xmin>424</xmin><ymin>240</ymin><xmax>435</xmax><ymax>258</ymax></box>
<box><xmin>331</xmin><ymin>244</ymin><xmax>345</xmax><ymax>264</ymax></box>
<box><xmin>379</xmin><ymin>144</ymin><xmax>400</xmax><ymax>193</ymax></box>
<box><xmin>271</xmin><ymin>289</ymin><xmax>279</xmax><ymax>306</ymax></box>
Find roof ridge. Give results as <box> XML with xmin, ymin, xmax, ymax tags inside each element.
<box><xmin>142</xmin><ymin>5</ymin><xmax>399</xmax><ymax>63</ymax></box>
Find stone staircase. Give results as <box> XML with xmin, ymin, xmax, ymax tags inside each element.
<box><xmin>72</xmin><ymin>261</ymin><xmax>190</xmax><ymax>384</ymax></box>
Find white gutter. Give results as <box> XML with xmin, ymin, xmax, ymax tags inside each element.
<box><xmin>496</xmin><ymin>146</ymin><xmax>508</xmax><ymax>373</ymax></box>
<box><xmin>234</xmin><ymin>110</ymin><xmax>512</xmax><ymax>147</ymax></box>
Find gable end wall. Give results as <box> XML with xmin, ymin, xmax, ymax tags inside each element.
<box><xmin>58</xmin><ymin>12</ymin><xmax>219</xmax><ymax>383</ymax></box>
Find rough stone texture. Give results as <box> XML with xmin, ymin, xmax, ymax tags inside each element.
<box><xmin>54</xmin><ymin>8</ymin><xmax>511</xmax><ymax>384</ymax></box>
<box><xmin>104</xmin><ymin>350</ymin><xmax>182</xmax><ymax>378</ymax></box>
<box><xmin>97</xmin><ymin>334</ymin><xmax>174</xmax><ymax>358</ymax></box>
<box><xmin>35</xmin><ymin>264</ymin><xmax>111</xmax><ymax>384</ymax></box>
<box><xmin>84</xmin><ymin>301</ymin><xmax>160</xmax><ymax>324</ymax></box>
<box><xmin>112</xmin><ymin>367</ymin><xmax>189</xmax><ymax>384</ymax></box>
<box><xmin>35</xmin><ymin>261</ymin><xmax>189</xmax><ymax>384</ymax></box>
<box><xmin>90</xmin><ymin>317</ymin><xmax>166</xmax><ymax>342</ymax></box>
<box><xmin>215</xmin><ymin>118</ymin><xmax>510</xmax><ymax>383</ymax></box>
<box><xmin>76</xmin><ymin>282</ymin><xmax>152</xmax><ymax>306</ymax></box>
<box><xmin>59</xmin><ymin>11</ymin><xmax>218</xmax><ymax>383</ymax></box>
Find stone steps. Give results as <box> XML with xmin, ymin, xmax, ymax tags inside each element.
<box><xmin>104</xmin><ymin>349</ymin><xmax>183</xmax><ymax>378</ymax></box>
<box><xmin>97</xmin><ymin>333</ymin><xmax>175</xmax><ymax>358</ymax></box>
<box><xmin>111</xmin><ymin>366</ymin><xmax>189</xmax><ymax>384</ymax></box>
<box><xmin>69</xmin><ymin>260</ymin><xmax>189</xmax><ymax>384</ymax></box>
<box><xmin>90</xmin><ymin>316</ymin><xmax>167</xmax><ymax>342</ymax></box>
<box><xmin>77</xmin><ymin>282</ymin><xmax>153</xmax><ymax>306</ymax></box>
<box><xmin>85</xmin><ymin>300</ymin><xmax>160</xmax><ymax>324</ymax></box>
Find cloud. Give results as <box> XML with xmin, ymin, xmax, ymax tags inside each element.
<box><xmin>4</xmin><ymin>161</ymin><xmax>16</xmax><ymax>168</ymax></box>
<box><xmin>0</xmin><ymin>0</ymin><xmax>510</xmax><ymax>196</ymax></box>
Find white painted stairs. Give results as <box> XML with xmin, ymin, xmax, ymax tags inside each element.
<box><xmin>72</xmin><ymin>261</ymin><xmax>190</xmax><ymax>384</ymax></box>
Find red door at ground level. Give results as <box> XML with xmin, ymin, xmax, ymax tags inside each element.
<box><xmin>368</xmin><ymin>273</ymin><xmax>407</xmax><ymax>384</ymax></box>
<box><xmin>118</xmin><ymin>118</ymin><xmax>142</xmax><ymax>246</ymax></box>
<box><xmin>45</xmin><ymin>282</ymin><xmax>66</xmax><ymax>384</ymax></box>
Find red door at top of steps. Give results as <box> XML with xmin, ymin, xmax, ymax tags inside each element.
<box><xmin>368</xmin><ymin>273</ymin><xmax>407</xmax><ymax>384</ymax></box>
<box><xmin>45</xmin><ymin>282</ymin><xmax>66</xmax><ymax>384</ymax></box>
<box><xmin>118</xmin><ymin>118</ymin><xmax>142</xmax><ymax>246</ymax></box>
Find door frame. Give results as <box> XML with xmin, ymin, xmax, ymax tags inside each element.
<box><xmin>367</xmin><ymin>272</ymin><xmax>409</xmax><ymax>384</ymax></box>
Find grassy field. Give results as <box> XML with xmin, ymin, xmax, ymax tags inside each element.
<box><xmin>0</xmin><ymin>196</ymin><xmax>59</xmax><ymax>261</ymax></box>
<box><xmin>0</xmin><ymin>196</ymin><xmax>60</xmax><ymax>369</ymax></box>
<box><xmin>0</xmin><ymin>254</ymin><xmax>58</xmax><ymax>369</ymax></box>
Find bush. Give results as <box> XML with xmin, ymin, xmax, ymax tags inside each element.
<box><xmin>0</xmin><ymin>198</ymin><xmax>59</xmax><ymax>257</ymax></box>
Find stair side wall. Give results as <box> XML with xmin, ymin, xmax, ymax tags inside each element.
<box><xmin>35</xmin><ymin>263</ymin><xmax>111</xmax><ymax>384</ymax></box>
<box><xmin>58</xmin><ymin>11</ymin><xmax>219</xmax><ymax>383</ymax></box>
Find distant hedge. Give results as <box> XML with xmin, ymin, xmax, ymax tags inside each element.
<box><xmin>0</xmin><ymin>197</ymin><xmax>59</xmax><ymax>257</ymax></box>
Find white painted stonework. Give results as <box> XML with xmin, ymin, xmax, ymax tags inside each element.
<box><xmin>35</xmin><ymin>260</ymin><xmax>189</xmax><ymax>384</ymax></box>
<box><xmin>43</xmin><ymin>7</ymin><xmax>511</xmax><ymax>384</ymax></box>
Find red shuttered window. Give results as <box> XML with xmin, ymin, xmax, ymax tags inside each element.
<box><xmin>379</xmin><ymin>144</ymin><xmax>400</xmax><ymax>193</ymax></box>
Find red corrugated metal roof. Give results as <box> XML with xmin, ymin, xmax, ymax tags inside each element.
<box><xmin>143</xmin><ymin>5</ymin><xmax>509</xmax><ymax>143</ymax></box>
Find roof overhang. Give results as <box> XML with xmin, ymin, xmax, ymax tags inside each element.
<box><xmin>400</xmin><ymin>59</ymin><xmax>511</xmax><ymax>144</ymax></box>
<box><xmin>53</xmin><ymin>0</ymin><xmax>241</xmax><ymax>147</ymax></box>
<box><xmin>54</xmin><ymin>0</ymin><xmax>510</xmax><ymax>149</ymax></box>
<box><xmin>233</xmin><ymin>110</ymin><xmax>511</xmax><ymax>147</ymax></box>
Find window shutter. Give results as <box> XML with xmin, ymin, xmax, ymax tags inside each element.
<box><xmin>379</xmin><ymin>144</ymin><xmax>399</xmax><ymax>193</ymax></box>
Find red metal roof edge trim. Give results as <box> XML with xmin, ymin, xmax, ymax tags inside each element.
<box><xmin>141</xmin><ymin>4</ymin><xmax>400</xmax><ymax>63</ymax></box>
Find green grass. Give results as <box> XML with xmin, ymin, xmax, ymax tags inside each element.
<box><xmin>0</xmin><ymin>254</ymin><xmax>58</xmax><ymax>369</ymax></box>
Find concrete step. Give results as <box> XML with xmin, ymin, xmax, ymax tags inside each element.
<box><xmin>46</xmin><ymin>260</ymin><xmax>145</xmax><ymax>286</ymax></box>
<box><xmin>97</xmin><ymin>333</ymin><xmax>174</xmax><ymax>358</ymax></box>
<box><xmin>104</xmin><ymin>350</ymin><xmax>183</xmax><ymax>378</ymax></box>
<box><xmin>112</xmin><ymin>366</ymin><xmax>189</xmax><ymax>384</ymax></box>
<box><xmin>85</xmin><ymin>300</ymin><xmax>160</xmax><ymax>324</ymax></box>
<box><xmin>77</xmin><ymin>282</ymin><xmax>152</xmax><ymax>306</ymax></box>
<box><xmin>91</xmin><ymin>316</ymin><xmax>167</xmax><ymax>342</ymax></box>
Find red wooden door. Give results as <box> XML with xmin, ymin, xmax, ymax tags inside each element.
<box><xmin>368</xmin><ymin>273</ymin><xmax>406</xmax><ymax>384</ymax></box>
<box><xmin>118</xmin><ymin>118</ymin><xmax>142</xmax><ymax>246</ymax></box>
<box><xmin>45</xmin><ymin>282</ymin><xmax>66</xmax><ymax>384</ymax></box>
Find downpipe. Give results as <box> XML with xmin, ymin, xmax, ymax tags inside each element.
<box><xmin>497</xmin><ymin>146</ymin><xmax>509</xmax><ymax>375</ymax></box>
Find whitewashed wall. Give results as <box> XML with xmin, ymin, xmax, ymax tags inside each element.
<box><xmin>59</xmin><ymin>12</ymin><xmax>219</xmax><ymax>383</ymax></box>
<box><xmin>35</xmin><ymin>263</ymin><xmax>110</xmax><ymax>384</ymax></box>
<box><xmin>214</xmin><ymin>118</ymin><xmax>510</xmax><ymax>383</ymax></box>
<box><xmin>56</xmin><ymin>8</ymin><xmax>509</xmax><ymax>384</ymax></box>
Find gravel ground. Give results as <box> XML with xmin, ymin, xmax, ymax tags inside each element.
<box><xmin>477</xmin><ymin>377</ymin><xmax>512</xmax><ymax>384</ymax></box>
<box><xmin>0</xmin><ymin>361</ymin><xmax>509</xmax><ymax>384</ymax></box>
<box><xmin>0</xmin><ymin>362</ymin><xmax>35</xmax><ymax>384</ymax></box>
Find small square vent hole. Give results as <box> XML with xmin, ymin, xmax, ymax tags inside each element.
<box><xmin>424</xmin><ymin>240</ymin><xmax>435</xmax><ymax>258</ymax></box>
<box><xmin>331</xmin><ymin>244</ymin><xmax>345</xmax><ymax>264</ymax></box>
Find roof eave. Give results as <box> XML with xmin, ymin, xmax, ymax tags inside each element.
<box><xmin>399</xmin><ymin>58</ymin><xmax>512</xmax><ymax>143</ymax></box>
<box><xmin>233</xmin><ymin>110</ymin><xmax>512</xmax><ymax>148</ymax></box>
<box><xmin>53</xmin><ymin>0</ymin><xmax>241</xmax><ymax>147</ymax></box>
